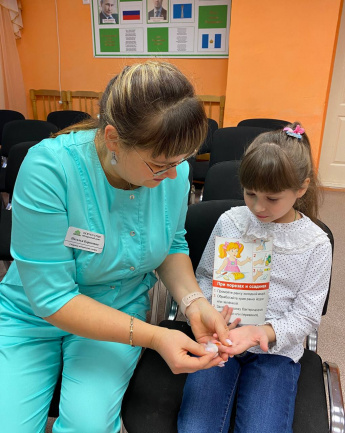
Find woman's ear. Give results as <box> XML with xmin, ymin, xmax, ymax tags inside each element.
<box><xmin>104</xmin><ymin>125</ymin><xmax>119</xmax><ymax>152</ymax></box>
<box><xmin>297</xmin><ymin>178</ymin><xmax>310</xmax><ymax>198</ymax></box>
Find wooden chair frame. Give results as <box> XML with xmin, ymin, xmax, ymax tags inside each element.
<box><xmin>66</xmin><ymin>91</ymin><xmax>103</xmax><ymax>118</ymax></box>
<box><xmin>198</xmin><ymin>95</ymin><xmax>225</xmax><ymax>128</ymax></box>
<box><xmin>29</xmin><ymin>89</ymin><xmax>68</xmax><ymax>120</ymax></box>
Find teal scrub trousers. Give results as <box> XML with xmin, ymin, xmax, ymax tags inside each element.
<box><xmin>0</xmin><ymin>329</ymin><xmax>142</xmax><ymax>433</ymax></box>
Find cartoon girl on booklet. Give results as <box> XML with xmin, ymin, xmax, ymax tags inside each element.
<box><xmin>216</xmin><ymin>241</ymin><xmax>251</xmax><ymax>280</ymax></box>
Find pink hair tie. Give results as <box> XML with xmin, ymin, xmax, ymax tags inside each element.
<box><xmin>283</xmin><ymin>125</ymin><xmax>305</xmax><ymax>139</ymax></box>
<box><xmin>223</xmin><ymin>241</ymin><xmax>229</xmax><ymax>250</ymax></box>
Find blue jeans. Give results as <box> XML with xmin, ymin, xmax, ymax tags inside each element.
<box><xmin>178</xmin><ymin>352</ymin><xmax>301</xmax><ymax>433</ymax></box>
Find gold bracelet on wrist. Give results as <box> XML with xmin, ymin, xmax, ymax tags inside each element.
<box><xmin>129</xmin><ymin>316</ymin><xmax>135</xmax><ymax>347</ymax></box>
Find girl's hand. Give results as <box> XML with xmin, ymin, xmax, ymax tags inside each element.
<box><xmin>219</xmin><ymin>305</ymin><xmax>241</xmax><ymax>329</ymax></box>
<box><xmin>225</xmin><ymin>325</ymin><xmax>270</xmax><ymax>355</ymax></box>
<box><xmin>150</xmin><ymin>327</ymin><xmax>226</xmax><ymax>374</ymax></box>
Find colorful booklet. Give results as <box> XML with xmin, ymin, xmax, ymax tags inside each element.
<box><xmin>212</xmin><ymin>236</ymin><xmax>273</xmax><ymax>325</ymax></box>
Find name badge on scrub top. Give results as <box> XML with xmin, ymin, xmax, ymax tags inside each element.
<box><xmin>64</xmin><ymin>227</ymin><xmax>104</xmax><ymax>254</ymax></box>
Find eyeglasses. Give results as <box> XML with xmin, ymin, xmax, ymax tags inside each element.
<box><xmin>134</xmin><ymin>148</ymin><xmax>196</xmax><ymax>177</ymax></box>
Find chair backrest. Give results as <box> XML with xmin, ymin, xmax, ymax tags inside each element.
<box><xmin>209</xmin><ymin>126</ymin><xmax>269</xmax><ymax>168</ymax></box>
<box><xmin>316</xmin><ymin>219</ymin><xmax>334</xmax><ymax>316</ymax></box>
<box><xmin>66</xmin><ymin>91</ymin><xmax>103</xmax><ymax>117</ymax></box>
<box><xmin>0</xmin><ymin>110</ymin><xmax>25</xmax><ymax>146</ymax></box>
<box><xmin>199</xmin><ymin>118</ymin><xmax>218</xmax><ymax>155</ymax></box>
<box><xmin>1</xmin><ymin>120</ymin><xmax>58</xmax><ymax>157</ymax></box>
<box><xmin>185</xmin><ymin>199</ymin><xmax>245</xmax><ymax>271</ymax></box>
<box><xmin>197</xmin><ymin>95</ymin><xmax>225</xmax><ymax>128</ymax></box>
<box><xmin>29</xmin><ymin>89</ymin><xmax>68</xmax><ymax>120</ymax></box>
<box><xmin>237</xmin><ymin>118</ymin><xmax>290</xmax><ymax>130</ymax></box>
<box><xmin>202</xmin><ymin>160</ymin><xmax>243</xmax><ymax>202</ymax></box>
<box><xmin>5</xmin><ymin>141</ymin><xmax>39</xmax><ymax>197</ymax></box>
<box><xmin>47</xmin><ymin>110</ymin><xmax>91</xmax><ymax>130</ymax></box>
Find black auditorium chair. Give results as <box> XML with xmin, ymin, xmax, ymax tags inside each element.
<box><xmin>0</xmin><ymin>109</ymin><xmax>25</xmax><ymax>148</ymax></box>
<box><xmin>202</xmin><ymin>160</ymin><xmax>243</xmax><ymax>201</ymax></box>
<box><xmin>0</xmin><ymin>120</ymin><xmax>58</xmax><ymax>195</ymax></box>
<box><xmin>1</xmin><ymin>119</ymin><xmax>58</xmax><ymax>168</ymax></box>
<box><xmin>209</xmin><ymin>126</ymin><xmax>269</xmax><ymax>168</ymax></box>
<box><xmin>121</xmin><ymin>199</ymin><xmax>344</xmax><ymax>433</ymax></box>
<box><xmin>1</xmin><ymin>120</ymin><xmax>58</xmax><ymax>158</ymax></box>
<box><xmin>0</xmin><ymin>141</ymin><xmax>38</xmax><ymax>270</ymax></box>
<box><xmin>237</xmin><ymin>118</ymin><xmax>290</xmax><ymax>130</ymax></box>
<box><xmin>47</xmin><ymin>110</ymin><xmax>91</xmax><ymax>130</ymax></box>
<box><xmin>0</xmin><ymin>110</ymin><xmax>25</xmax><ymax>203</ymax></box>
<box><xmin>189</xmin><ymin>118</ymin><xmax>218</xmax><ymax>186</ymax></box>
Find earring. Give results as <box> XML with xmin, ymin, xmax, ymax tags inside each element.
<box><xmin>111</xmin><ymin>151</ymin><xmax>117</xmax><ymax>166</ymax></box>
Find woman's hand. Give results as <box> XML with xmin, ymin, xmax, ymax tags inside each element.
<box><xmin>186</xmin><ymin>301</ymin><xmax>240</xmax><ymax>359</ymax></box>
<box><xmin>150</xmin><ymin>327</ymin><xmax>226</xmax><ymax>374</ymax></box>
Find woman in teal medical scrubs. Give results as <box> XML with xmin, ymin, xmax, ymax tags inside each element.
<box><xmin>0</xmin><ymin>62</ymin><xmax>234</xmax><ymax>433</ymax></box>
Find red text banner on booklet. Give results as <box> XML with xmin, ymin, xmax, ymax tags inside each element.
<box><xmin>212</xmin><ymin>236</ymin><xmax>273</xmax><ymax>325</ymax></box>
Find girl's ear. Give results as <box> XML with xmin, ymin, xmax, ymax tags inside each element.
<box><xmin>104</xmin><ymin>125</ymin><xmax>119</xmax><ymax>152</ymax></box>
<box><xmin>297</xmin><ymin>178</ymin><xmax>310</xmax><ymax>198</ymax></box>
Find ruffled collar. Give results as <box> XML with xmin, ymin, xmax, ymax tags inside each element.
<box><xmin>224</xmin><ymin>206</ymin><xmax>329</xmax><ymax>254</ymax></box>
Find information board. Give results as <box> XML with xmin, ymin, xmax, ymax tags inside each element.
<box><xmin>91</xmin><ymin>0</ymin><xmax>231</xmax><ymax>58</ymax></box>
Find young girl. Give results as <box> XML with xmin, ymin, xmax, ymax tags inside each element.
<box><xmin>178</xmin><ymin>123</ymin><xmax>332</xmax><ymax>433</ymax></box>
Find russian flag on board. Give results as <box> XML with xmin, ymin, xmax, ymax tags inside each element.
<box><xmin>123</xmin><ymin>10</ymin><xmax>140</xmax><ymax>20</ymax></box>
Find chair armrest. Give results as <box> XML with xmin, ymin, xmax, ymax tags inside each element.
<box><xmin>324</xmin><ymin>361</ymin><xmax>345</xmax><ymax>432</ymax></box>
<box><xmin>306</xmin><ymin>329</ymin><xmax>318</xmax><ymax>353</ymax></box>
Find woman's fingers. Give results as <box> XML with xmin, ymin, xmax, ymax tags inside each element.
<box><xmin>156</xmin><ymin>329</ymin><xmax>228</xmax><ymax>374</ymax></box>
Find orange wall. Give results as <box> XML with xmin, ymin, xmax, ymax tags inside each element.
<box><xmin>225</xmin><ymin>0</ymin><xmax>343</xmax><ymax>163</ymax></box>
<box><xmin>16</xmin><ymin>0</ymin><xmax>228</xmax><ymax>117</ymax></box>
<box><xmin>17</xmin><ymin>0</ymin><xmax>342</xmax><ymax>164</ymax></box>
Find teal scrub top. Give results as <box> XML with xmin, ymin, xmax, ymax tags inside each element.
<box><xmin>0</xmin><ymin>129</ymin><xmax>190</xmax><ymax>336</ymax></box>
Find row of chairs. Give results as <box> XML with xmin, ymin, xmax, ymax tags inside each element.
<box><xmin>30</xmin><ymin>89</ymin><xmax>102</xmax><ymax>120</ymax></box>
<box><xmin>191</xmin><ymin>118</ymin><xmax>290</xmax><ymax>189</ymax></box>
<box><xmin>0</xmin><ymin>109</ymin><xmax>90</xmax><ymax>146</ymax></box>
<box><xmin>29</xmin><ymin>90</ymin><xmax>226</xmax><ymax>127</ymax></box>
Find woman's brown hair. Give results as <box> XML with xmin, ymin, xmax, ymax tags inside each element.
<box><xmin>55</xmin><ymin>61</ymin><xmax>207</xmax><ymax>159</ymax></box>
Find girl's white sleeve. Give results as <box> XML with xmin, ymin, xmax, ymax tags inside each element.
<box><xmin>267</xmin><ymin>241</ymin><xmax>332</xmax><ymax>354</ymax></box>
